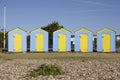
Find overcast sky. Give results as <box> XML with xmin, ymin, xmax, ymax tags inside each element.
<box><xmin>0</xmin><ymin>0</ymin><xmax>120</xmax><ymax>34</ymax></box>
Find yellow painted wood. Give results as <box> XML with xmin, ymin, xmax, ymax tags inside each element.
<box><xmin>102</xmin><ymin>34</ymin><xmax>110</xmax><ymax>52</ymax></box>
<box><xmin>14</xmin><ymin>33</ymin><xmax>22</xmax><ymax>52</ymax></box>
<box><xmin>36</xmin><ymin>34</ymin><xmax>43</xmax><ymax>52</ymax></box>
<box><xmin>58</xmin><ymin>34</ymin><xmax>66</xmax><ymax>52</ymax></box>
<box><xmin>80</xmin><ymin>34</ymin><xmax>88</xmax><ymax>52</ymax></box>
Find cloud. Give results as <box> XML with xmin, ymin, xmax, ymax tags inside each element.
<box><xmin>71</xmin><ymin>0</ymin><xmax>112</xmax><ymax>7</ymax></box>
<box><xmin>78</xmin><ymin>9</ymin><xmax>112</xmax><ymax>13</ymax></box>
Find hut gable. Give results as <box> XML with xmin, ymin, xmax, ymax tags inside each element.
<box><xmin>53</xmin><ymin>28</ymin><xmax>71</xmax><ymax>34</ymax></box>
<box><xmin>30</xmin><ymin>28</ymin><xmax>48</xmax><ymax>33</ymax></box>
<box><xmin>8</xmin><ymin>27</ymin><xmax>26</xmax><ymax>33</ymax></box>
<box><xmin>97</xmin><ymin>28</ymin><xmax>116</xmax><ymax>34</ymax></box>
<box><xmin>75</xmin><ymin>28</ymin><xmax>93</xmax><ymax>34</ymax></box>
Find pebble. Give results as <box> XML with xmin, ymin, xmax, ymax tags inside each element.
<box><xmin>0</xmin><ymin>59</ymin><xmax>120</xmax><ymax>80</ymax></box>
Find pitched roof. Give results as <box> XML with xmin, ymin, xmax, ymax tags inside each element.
<box><xmin>53</xmin><ymin>28</ymin><xmax>72</xmax><ymax>33</ymax></box>
<box><xmin>97</xmin><ymin>27</ymin><xmax>116</xmax><ymax>33</ymax></box>
<box><xmin>8</xmin><ymin>27</ymin><xmax>26</xmax><ymax>33</ymax></box>
<box><xmin>74</xmin><ymin>27</ymin><xmax>93</xmax><ymax>33</ymax></box>
<box><xmin>30</xmin><ymin>27</ymin><xmax>48</xmax><ymax>33</ymax></box>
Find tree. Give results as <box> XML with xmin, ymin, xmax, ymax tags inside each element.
<box><xmin>93</xmin><ymin>38</ymin><xmax>97</xmax><ymax>52</ymax></box>
<box><xmin>42</xmin><ymin>21</ymin><xmax>64</xmax><ymax>51</ymax></box>
<box><xmin>0</xmin><ymin>32</ymin><xmax>4</xmax><ymax>48</ymax></box>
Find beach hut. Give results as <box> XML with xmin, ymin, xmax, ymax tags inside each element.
<box><xmin>8</xmin><ymin>27</ymin><xmax>27</xmax><ymax>52</ymax></box>
<box><xmin>53</xmin><ymin>28</ymin><xmax>71</xmax><ymax>52</ymax></box>
<box><xmin>30</xmin><ymin>28</ymin><xmax>48</xmax><ymax>52</ymax></box>
<box><xmin>97</xmin><ymin>28</ymin><xmax>116</xmax><ymax>52</ymax></box>
<box><xmin>74</xmin><ymin>28</ymin><xmax>93</xmax><ymax>52</ymax></box>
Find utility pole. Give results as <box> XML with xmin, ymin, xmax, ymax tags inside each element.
<box><xmin>3</xmin><ymin>5</ymin><xmax>6</xmax><ymax>49</ymax></box>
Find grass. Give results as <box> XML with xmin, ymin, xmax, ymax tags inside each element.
<box><xmin>27</xmin><ymin>64</ymin><xmax>64</xmax><ymax>77</ymax></box>
<box><xmin>0</xmin><ymin>52</ymin><xmax>120</xmax><ymax>61</ymax></box>
<box><xmin>4</xmin><ymin>58</ymin><xmax>13</xmax><ymax>60</ymax></box>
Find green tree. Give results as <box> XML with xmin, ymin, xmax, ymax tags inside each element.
<box><xmin>42</xmin><ymin>21</ymin><xmax>64</xmax><ymax>51</ymax></box>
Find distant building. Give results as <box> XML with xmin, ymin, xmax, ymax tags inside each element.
<box><xmin>93</xmin><ymin>34</ymin><xmax>97</xmax><ymax>40</ymax></box>
<box><xmin>116</xmin><ymin>35</ymin><xmax>120</xmax><ymax>52</ymax></box>
<box><xmin>116</xmin><ymin>35</ymin><xmax>120</xmax><ymax>40</ymax></box>
<box><xmin>71</xmin><ymin>35</ymin><xmax>75</xmax><ymax>44</ymax></box>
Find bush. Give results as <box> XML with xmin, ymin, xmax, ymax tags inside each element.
<box><xmin>27</xmin><ymin>64</ymin><xmax>64</xmax><ymax>78</ymax></box>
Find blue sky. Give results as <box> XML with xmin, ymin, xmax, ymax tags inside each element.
<box><xmin>0</xmin><ymin>0</ymin><xmax>120</xmax><ymax>34</ymax></box>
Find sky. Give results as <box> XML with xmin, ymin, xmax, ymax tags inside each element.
<box><xmin>0</xmin><ymin>0</ymin><xmax>120</xmax><ymax>34</ymax></box>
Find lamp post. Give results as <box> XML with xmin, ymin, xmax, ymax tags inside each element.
<box><xmin>3</xmin><ymin>5</ymin><xmax>6</xmax><ymax>49</ymax></box>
